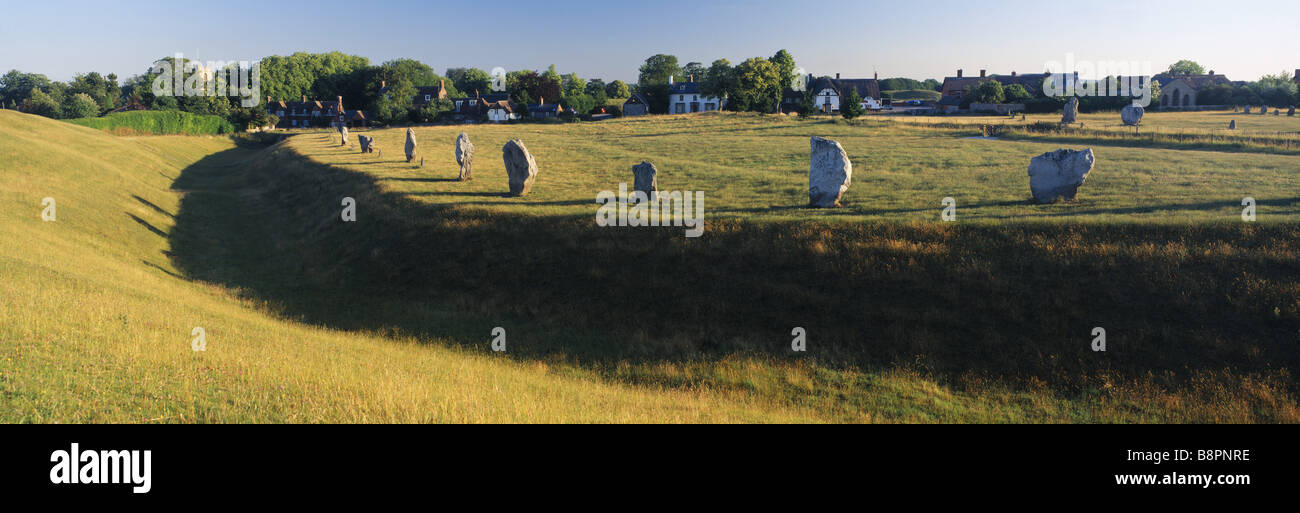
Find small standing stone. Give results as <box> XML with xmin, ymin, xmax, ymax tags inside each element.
<box><xmin>1027</xmin><ymin>148</ymin><xmax>1095</xmax><ymax>204</ymax></box>
<box><xmin>1120</xmin><ymin>103</ymin><xmax>1144</xmax><ymax>126</ymax></box>
<box><xmin>632</xmin><ymin>161</ymin><xmax>658</xmax><ymax>202</ymax></box>
<box><xmin>502</xmin><ymin>139</ymin><xmax>538</xmax><ymax>196</ymax></box>
<box><xmin>456</xmin><ymin>132</ymin><xmax>474</xmax><ymax>181</ymax></box>
<box><xmin>1289</xmin><ymin>106</ymin><xmax>1295</xmax><ymax>116</ymax></box>
<box><xmin>1228</xmin><ymin>120</ymin><xmax>1236</xmax><ymax>130</ymax></box>
<box><xmin>808</xmin><ymin>136</ymin><xmax>852</xmax><ymax>208</ymax></box>
<box><xmin>404</xmin><ymin>128</ymin><xmax>418</xmax><ymax>163</ymax></box>
<box><xmin>1244</xmin><ymin>106</ymin><xmax>1252</xmax><ymax>114</ymax></box>
<box><xmin>1061</xmin><ymin>97</ymin><xmax>1079</xmax><ymax>124</ymax></box>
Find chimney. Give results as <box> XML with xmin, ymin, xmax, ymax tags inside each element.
<box><xmin>381</xmin><ymin>80</ymin><xmax>386</xmax><ymax>89</ymax></box>
<box><xmin>265</xmin><ymin>95</ymin><xmax>271</xmax><ymax>104</ymax></box>
<box><xmin>1011</xmin><ymin>71</ymin><xmax>1017</xmax><ymax>77</ymax></box>
<box><xmin>301</xmin><ymin>95</ymin><xmax>307</xmax><ymax>102</ymax></box>
<box><xmin>689</xmin><ymin>74</ymin><xmax>694</xmax><ymax>83</ymax></box>
<box><xmin>539</xmin><ymin>96</ymin><xmax>544</xmax><ymax>105</ymax></box>
<box><xmin>979</xmin><ymin>69</ymin><xmax>986</xmax><ymax>78</ymax></box>
<box><xmin>957</xmin><ymin>69</ymin><xmax>963</xmax><ymax>78</ymax></box>
<box><xmin>874</xmin><ymin>71</ymin><xmax>878</xmax><ymax>80</ymax></box>
<box><xmin>1207</xmin><ymin>70</ymin><xmax>1214</xmax><ymax>76</ymax></box>
<box><xmin>835</xmin><ymin>73</ymin><xmax>840</xmax><ymax>79</ymax></box>
<box><xmin>669</xmin><ymin>75</ymin><xmax>674</xmax><ymax>85</ymax></box>
<box><xmin>337</xmin><ymin>96</ymin><xmax>343</xmax><ymax>109</ymax></box>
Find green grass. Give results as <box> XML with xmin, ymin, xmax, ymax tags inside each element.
<box><xmin>3</xmin><ymin>109</ymin><xmax>1297</xmax><ymax>423</ymax></box>
<box><xmin>65</xmin><ymin>110</ymin><xmax>236</xmax><ymax>135</ymax></box>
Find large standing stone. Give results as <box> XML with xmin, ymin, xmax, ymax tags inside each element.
<box><xmin>808</xmin><ymin>136</ymin><xmax>852</xmax><ymax>208</ymax></box>
<box><xmin>456</xmin><ymin>132</ymin><xmax>474</xmax><ymax>181</ymax></box>
<box><xmin>632</xmin><ymin>161</ymin><xmax>658</xmax><ymax>202</ymax></box>
<box><xmin>339</xmin><ymin>125</ymin><xmax>349</xmax><ymax>146</ymax></box>
<box><xmin>1228</xmin><ymin>120</ymin><xmax>1236</xmax><ymax>130</ymax></box>
<box><xmin>502</xmin><ymin>139</ymin><xmax>538</xmax><ymax>196</ymax></box>
<box><xmin>1061</xmin><ymin>97</ymin><xmax>1079</xmax><ymax>124</ymax></box>
<box><xmin>358</xmin><ymin>135</ymin><xmax>373</xmax><ymax>153</ymax></box>
<box><xmin>1028</xmin><ymin>148</ymin><xmax>1095</xmax><ymax>203</ymax></box>
<box><xmin>1120</xmin><ymin>103</ymin><xmax>1144</xmax><ymax>126</ymax></box>
<box><xmin>404</xmin><ymin>128</ymin><xmax>417</xmax><ymax>163</ymax></box>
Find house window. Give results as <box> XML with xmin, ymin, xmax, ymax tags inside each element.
<box><xmin>470</xmin><ymin>100</ymin><xmax>476</xmax><ymax>105</ymax></box>
<box><xmin>425</xmin><ymin>95</ymin><xmax>431</xmax><ymax>101</ymax></box>
<box><xmin>679</xmin><ymin>95</ymin><xmax>684</xmax><ymax>101</ymax></box>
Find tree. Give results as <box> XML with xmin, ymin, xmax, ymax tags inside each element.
<box><xmin>447</xmin><ymin>68</ymin><xmax>492</xmax><ymax>96</ymax></box>
<box><xmin>797</xmin><ymin>87</ymin><xmax>817</xmax><ymax>118</ymax></box>
<box><xmin>561</xmin><ymin>73</ymin><xmax>585</xmax><ymax>97</ymax></box>
<box><xmin>21</xmin><ymin>88</ymin><xmax>60</xmax><ymax>118</ymax></box>
<box><xmin>638</xmin><ymin>54</ymin><xmax>681</xmax><ymax>86</ymax></box>
<box><xmin>963</xmin><ymin>80</ymin><xmax>1005</xmax><ymax>106</ymax></box>
<box><xmin>769</xmin><ymin>49</ymin><xmax>797</xmax><ymax>97</ymax></box>
<box><xmin>418</xmin><ymin>98</ymin><xmax>455</xmax><ymax>122</ymax></box>
<box><xmin>605</xmin><ymin>80</ymin><xmax>630</xmax><ymax>99</ymax></box>
<box><xmin>63</xmin><ymin>92</ymin><xmax>100</xmax><ymax>118</ymax></box>
<box><xmin>375</xmin><ymin>79</ymin><xmax>416</xmax><ymax>124</ymax></box>
<box><xmin>1003</xmin><ymin>84</ymin><xmax>1030</xmax><ymax>102</ymax></box>
<box><xmin>1166</xmin><ymin>60</ymin><xmax>1205</xmax><ymax>76</ymax></box>
<box><xmin>682</xmin><ymin>61</ymin><xmax>707</xmax><ymax>82</ymax></box>
<box><xmin>585</xmin><ymin>79</ymin><xmax>606</xmax><ymax>97</ymax></box>
<box><xmin>562</xmin><ymin>93</ymin><xmax>596</xmax><ymax>116</ymax></box>
<box><xmin>840</xmin><ymin>87</ymin><xmax>864</xmax><ymax>120</ymax></box>
<box><xmin>700</xmin><ymin>59</ymin><xmax>736</xmax><ymax>103</ymax></box>
<box><xmin>1</xmin><ymin>70</ymin><xmax>54</xmax><ymax>110</ymax></box>
<box><xmin>731</xmin><ymin>57</ymin><xmax>778</xmax><ymax>113</ymax></box>
<box><xmin>1250</xmin><ymin>71</ymin><xmax>1299</xmax><ymax>107</ymax></box>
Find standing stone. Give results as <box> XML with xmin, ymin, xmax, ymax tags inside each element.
<box><xmin>1061</xmin><ymin>97</ymin><xmax>1079</xmax><ymax>124</ymax></box>
<box><xmin>1273</xmin><ymin>109</ymin><xmax>1280</xmax><ymax>116</ymax></box>
<box><xmin>404</xmin><ymin>128</ymin><xmax>417</xmax><ymax>163</ymax></box>
<box><xmin>1244</xmin><ymin>105</ymin><xmax>1252</xmax><ymax>114</ymax></box>
<box><xmin>1120</xmin><ymin>103</ymin><xmax>1144</xmax><ymax>126</ymax></box>
<box><xmin>808</xmin><ymin>136</ymin><xmax>852</xmax><ymax>208</ymax></box>
<box><xmin>1228</xmin><ymin>120</ymin><xmax>1236</xmax><ymax>130</ymax></box>
<box><xmin>1027</xmin><ymin>148</ymin><xmax>1095</xmax><ymax>204</ymax></box>
<box><xmin>339</xmin><ymin>125</ymin><xmax>349</xmax><ymax>146</ymax></box>
<box><xmin>1289</xmin><ymin>106</ymin><xmax>1295</xmax><ymax>116</ymax></box>
<box><xmin>358</xmin><ymin>134</ymin><xmax>373</xmax><ymax>153</ymax></box>
<box><xmin>632</xmin><ymin>161</ymin><xmax>658</xmax><ymax>202</ymax></box>
<box><xmin>1260</xmin><ymin>107</ymin><xmax>1269</xmax><ymax>115</ymax></box>
<box><xmin>456</xmin><ymin>132</ymin><xmax>474</xmax><ymax>181</ymax></box>
<box><xmin>502</xmin><ymin>139</ymin><xmax>538</xmax><ymax>196</ymax></box>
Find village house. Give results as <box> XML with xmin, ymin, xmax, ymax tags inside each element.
<box><xmin>265</xmin><ymin>95</ymin><xmax>365</xmax><ymax>129</ymax></box>
<box><xmin>445</xmin><ymin>92</ymin><xmax>516</xmax><ymax>122</ymax></box>
<box><xmin>666</xmin><ymin>76</ymin><xmax>725</xmax><ymax>113</ymax></box>
<box><xmin>780</xmin><ymin>73</ymin><xmax>882</xmax><ymax>114</ymax></box>
<box><xmin>1154</xmin><ymin>71</ymin><xmax>1231</xmax><ymax>109</ymax></box>
<box><xmin>623</xmin><ymin>93</ymin><xmax>650</xmax><ymax>116</ymax></box>
<box><xmin>527</xmin><ymin>97</ymin><xmax>563</xmax><ymax>118</ymax></box>
<box><xmin>937</xmin><ymin>69</ymin><xmax>1051</xmax><ymax>112</ymax></box>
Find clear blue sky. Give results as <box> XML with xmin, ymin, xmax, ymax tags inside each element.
<box><xmin>1</xmin><ymin>0</ymin><xmax>1296</xmax><ymax>83</ymax></box>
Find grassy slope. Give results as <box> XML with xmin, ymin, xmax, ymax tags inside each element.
<box><xmin>0</xmin><ymin>110</ymin><xmax>830</xmax><ymax>423</ymax></box>
<box><xmin>65</xmin><ymin>110</ymin><xmax>236</xmax><ymax>135</ymax></box>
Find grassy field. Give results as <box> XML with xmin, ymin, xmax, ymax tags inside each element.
<box><xmin>65</xmin><ymin>110</ymin><xmax>237</xmax><ymax>135</ymax></box>
<box><xmin>2</xmin><ymin>109</ymin><xmax>1297</xmax><ymax>423</ymax></box>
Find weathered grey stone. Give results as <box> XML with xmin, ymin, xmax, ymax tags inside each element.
<box><xmin>404</xmin><ymin>128</ymin><xmax>417</xmax><ymax>163</ymax></box>
<box><xmin>358</xmin><ymin>135</ymin><xmax>373</xmax><ymax>153</ymax></box>
<box><xmin>1273</xmin><ymin>109</ymin><xmax>1280</xmax><ymax>116</ymax></box>
<box><xmin>632</xmin><ymin>161</ymin><xmax>658</xmax><ymax>202</ymax></box>
<box><xmin>1120</xmin><ymin>104</ymin><xmax>1144</xmax><ymax>126</ymax></box>
<box><xmin>502</xmin><ymin>139</ymin><xmax>538</xmax><ymax>196</ymax></box>
<box><xmin>808</xmin><ymin>136</ymin><xmax>852</xmax><ymax>208</ymax></box>
<box><xmin>1061</xmin><ymin>97</ymin><xmax>1079</xmax><ymax>124</ymax></box>
<box><xmin>1228</xmin><ymin>120</ymin><xmax>1236</xmax><ymax>130</ymax></box>
<box><xmin>456</xmin><ymin>132</ymin><xmax>474</xmax><ymax>181</ymax></box>
<box><xmin>1260</xmin><ymin>107</ymin><xmax>1269</xmax><ymax>115</ymax></box>
<box><xmin>339</xmin><ymin>125</ymin><xmax>349</xmax><ymax>146</ymax></box>
<box><xmin>1028</xmin><ymin>148</ymin><xmax>1095</xmax><ymax>203</ymax></box>
<box><xmin>1289</xmin><ymin>106</ymin><xmax>1296</xmax><ymax>116</ymax></box>
<box><xmin>1244</xmin><ymin>106</ymin><xmax>1252</xmax><ymax>114</ymax></box>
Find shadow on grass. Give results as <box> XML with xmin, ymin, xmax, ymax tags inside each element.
<box><xmin>164</xmin><ymin>141</ymin><xmax>1300</xmax><ymax>397</ymax></box>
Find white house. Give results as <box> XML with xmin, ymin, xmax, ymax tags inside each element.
<box><xmin>807</xmin><ymin>74</ymin><xmax>882</xmax><ymax>112</ymax></box>
<box><xmin>667</xmin><ymin>77</ymin><xmax>725</xmax><ymax>114</ymax></box>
